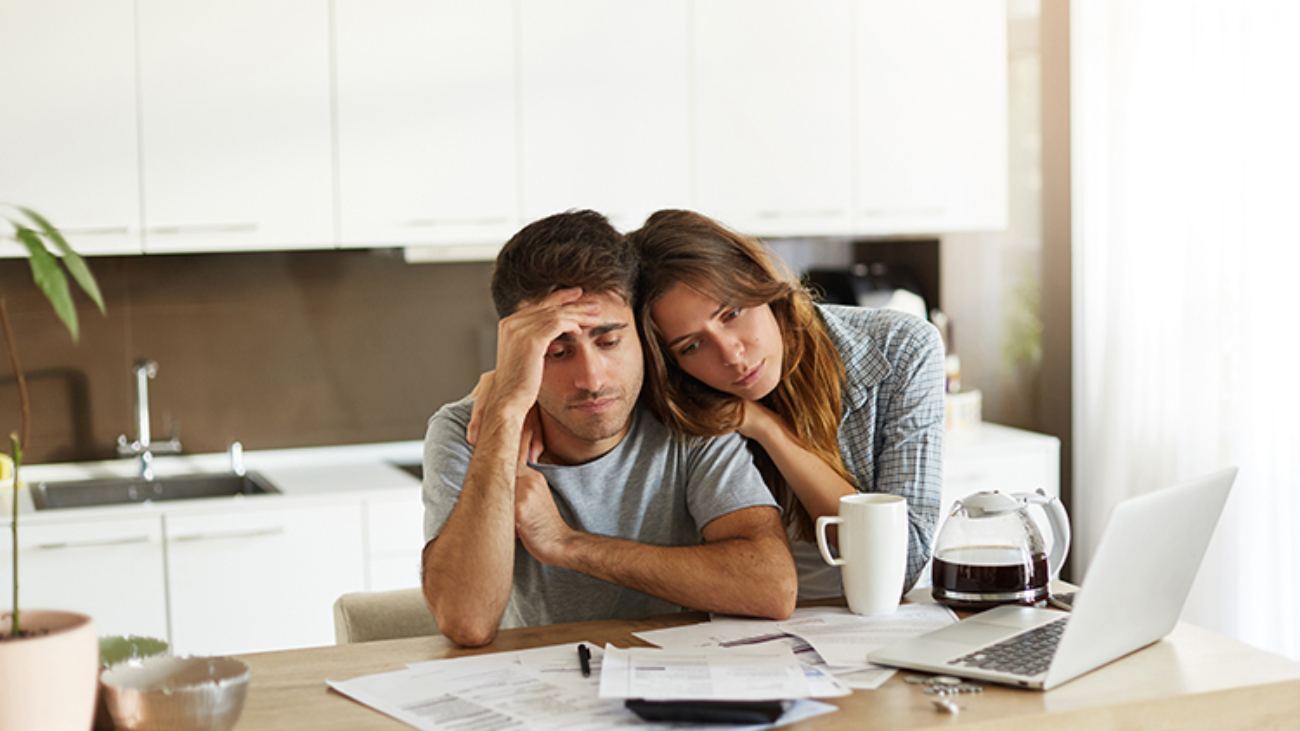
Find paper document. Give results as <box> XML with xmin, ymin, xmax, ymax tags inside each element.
<box><xmin>598</xmin><ymin>645</ymin><xmax>814</xmax><ymax>701</ymax></box>
<box><xmin>777</xmin><ymin>604</ymin><xmax>957</xmax><ymax>668</ymax></box>
<box><xmin>633</xmin><ymin>615</ymin><xmax>793</xmax><ymax>650</ymax></box>
<box><xmin>632</xmin><ymin>603</ymin><xmax>958</xmax><ymax>690</ymax></box>
<box><xmin>328</xmin><ymin>640</ymin><xmax>839</xmax><ymax>731</ymax></box>
<box><xmin>331</xmin><ymin>644</ymin><xmax>623</xmax><ymax>731</ymax></box>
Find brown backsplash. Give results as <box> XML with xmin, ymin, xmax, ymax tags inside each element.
<box><xmin>0</xmin><ymin>249</ymin><xmax>497</xmax><ymax>465</ymax></box>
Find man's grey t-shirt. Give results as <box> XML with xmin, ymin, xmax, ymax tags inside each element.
<box><xmin>423</xmin><ymin>397</ymin><xmax>778</xmax><ymax>630</ymax></box>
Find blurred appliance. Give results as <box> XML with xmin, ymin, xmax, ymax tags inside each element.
<box><xmin>804</xmin><ymin>263</ymin><xmax>931</xmax><ymax>321</ymax></box>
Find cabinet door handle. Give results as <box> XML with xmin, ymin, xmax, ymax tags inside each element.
<box><xmin>33</xmin><ymin>535</ymin><xmax>152</xmax><ymax>550</ymax></box>
<box><xmin>146</xmin><ymin>223</ymin><xmax>259</xmax><ymax>235</ymax></box>
<box><xmin>753</xmin><ymin>208</ymin><xmax>845</xmax><ymax>219</ymax></box>
<box><xmin>170</xmin><ymin>527</ymin><xmax>286</xmax><ymax>542</ymax></box>
<box><xmin>400</xmin><ymin>216</ymin><xmax>508</xmax><ymax>228</ymax></box>
<box><xmin>55</xmin><ymin>226</ymin><xmax>133</xmax><ymax>236</ymax></box>
<box><xmin>859</xmin><ymin>206</ymin><xmax>947</xmax><ymax>218</ymax></box>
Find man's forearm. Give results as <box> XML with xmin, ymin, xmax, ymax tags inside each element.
<box><xmin>536</xmin><ymin>509</ymin><xmax>797</xmax><ymax>620</ymax></box>
<box><xmin>422</xmin><ymin>411</ymin><xmax>527</xmax><ymax>646</ymax></box>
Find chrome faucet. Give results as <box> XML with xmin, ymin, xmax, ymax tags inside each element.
<box><xmin>117</xmin><ymin>358</ymin><xmax>182</xmax><ymax>480</ymax></box>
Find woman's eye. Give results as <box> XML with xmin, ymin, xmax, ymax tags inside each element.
<box><xmin>723</xmin><ymin>307</ymin><xmax>743</xmax><ymax>322</ymax></box>
<box><xmin>678</xmin><ymin>340</ymin><xmax>700</xmax><ymax>356</ymax></box>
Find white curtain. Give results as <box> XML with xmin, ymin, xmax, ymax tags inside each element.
<box><xmin>1073</xmin><ymin>0</ymin><xmax>1299</xmax><ymax>661</ymax></box>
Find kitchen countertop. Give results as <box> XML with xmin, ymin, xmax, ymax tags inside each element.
<box><xmin>2</xmin><ymin>440</ymin><xmax>424</xmax><ymax>525</ymax></box>
<box><xmin>5</xmin><ymin>423</ymin><xmax>1056</xmax><ymax>525</ymax></box>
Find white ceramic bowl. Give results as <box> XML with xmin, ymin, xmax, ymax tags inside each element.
<box><xmin>100</xmin><ymin>655</ymin><xmax>249</xmax><ymax>731</ymax></box>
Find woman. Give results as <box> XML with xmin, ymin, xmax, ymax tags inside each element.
<box><xmin>628</xmin><ymin>209</ymin><xmax>945</xmax><ymax>599</ymax></box>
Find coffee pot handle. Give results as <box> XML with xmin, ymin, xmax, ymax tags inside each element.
<box><xmin>1022</xmin><ymin>489</ymin><xmax>1071</xmax><ymax>578</ymax></box>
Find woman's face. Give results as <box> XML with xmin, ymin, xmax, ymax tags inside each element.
<box><xmin>650</xmin><ymin>282</ymin><xmax>784</xmax><ymax>400</ymax></box>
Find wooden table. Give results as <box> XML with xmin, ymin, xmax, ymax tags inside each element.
<box><xmin>232</xmin><ymin>605</ymin><xmax>1300</xmax><ymax>730</ymax></box>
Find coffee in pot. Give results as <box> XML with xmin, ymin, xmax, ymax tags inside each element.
<box><xmin>930</xmin><ymin>490</ymin><xmax>1069</xmax><ymax>610</ymax></box>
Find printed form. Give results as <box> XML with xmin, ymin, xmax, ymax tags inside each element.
<box><xmin>597</xmin><ymin>645</ymin><xmax>812</xmax><ymax>700</ymax></box>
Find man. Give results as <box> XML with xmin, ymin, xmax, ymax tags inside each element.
<box><xmin>421</xmin><ymin>210</ymin><xmax>797</xmax><ymax>647</ymax></box>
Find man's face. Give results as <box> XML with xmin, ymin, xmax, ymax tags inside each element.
<box><xmin>534</xmin><ymin>290</ymin><xmax>643</xmax><ymax>464</ymax></box>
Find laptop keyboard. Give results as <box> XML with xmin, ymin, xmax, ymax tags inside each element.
<box><xmin>949</xmin><ymin>616</ymin><xmax>1070</xmax><ymax>677</ymax></box>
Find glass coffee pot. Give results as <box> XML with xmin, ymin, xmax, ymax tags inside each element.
<box><xmin>931</xmin><ymin>488</ymin><xmax>1070</xmax><ymax>610</ymax></box>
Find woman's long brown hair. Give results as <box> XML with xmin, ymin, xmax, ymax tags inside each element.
<box><xmin>629</xmin><ymin>210</ymin><xmax>855</xmax><ymax>542</ymax></box>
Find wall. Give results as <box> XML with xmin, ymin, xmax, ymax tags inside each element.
<box><xmin>935</xmin><ymin>1</ymin><xmax>1051</xmax><ymax>424</ymax></box>
<box><xmin>1037</xmin><ymin>0</ymin><xmax>1071</xmax><ymax>522</ymax></box>
<box><xmin>0</xmin><ymin>250</ymin><xmax>496</xmax><ymax>464</ymax></box>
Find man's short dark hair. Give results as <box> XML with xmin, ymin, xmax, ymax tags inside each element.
<box><xmin>490</xmin><ymin>210</ymin><xmax>637</xmax><ymax>318</ymax></box>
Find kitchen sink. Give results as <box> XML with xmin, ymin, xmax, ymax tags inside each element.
<box><xmin>30</xmin><ymin>472</ymin><xmax>280</xmax><ymax>510</ymax></box>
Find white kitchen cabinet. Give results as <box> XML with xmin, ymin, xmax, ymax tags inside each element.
<box><xmin>164</xmin><ymin>501</ymin><xmax>365</xmax><ymax>656</ymax></box>
<box><xmin>334</xmin><ymin>0</ymin><xmax>517</xmax><ymax>258</ymax></box>
<box><xmin>4</xmin><ymin>2</ymin><xmax>1010</xmax><ymax>260</ymax></box>
<box><xmin>853</xmin><ymin>0</ymin><xmax>1009</xmax><ymax>233</ymax></box>
<box><xmin>0</xmin><ymin>0</ymin><xmax>142</xmax><ymax>256</ymax></box>
<box><xmin>364</xmin><ymin>495</ymin><xmax>425</xmax><ymax>592</ymax></box>
<box><xmin>0</xmin><ymin>515</ymin><xmax>168</xmax><ymax>640</ymax></box>
<box><xmin>135</xmin><ymin>0</ymin><xmax>334</xmax><ymax>253</ymax></box>
<box><xmin>518</xmin><ymin>1</ymin><xmax>691</xmax><ymax>233</ymax></box>
<box><xmin>691</xmin><ymin>0</ymin><xmax>855</xmax><ymax>238</ymax></box>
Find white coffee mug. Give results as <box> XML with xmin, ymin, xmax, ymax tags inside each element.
<box><xmin>816</xmin><ymin>493</ymin><xmax>909</xmax><ymax>616</ymax></box>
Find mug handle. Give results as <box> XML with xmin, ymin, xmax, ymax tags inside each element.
<box><xmin>816</xmin><ymin>515</ymin><xmax>846</xmax><ymax>566</ymax></box>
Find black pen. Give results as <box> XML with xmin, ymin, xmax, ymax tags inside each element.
<box><xmin>577</xmin><ymin>643</ymin><xmax>592</xmax><ymax>677</ymax></box>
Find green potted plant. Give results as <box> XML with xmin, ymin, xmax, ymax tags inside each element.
<box><xmin>1</xmin><ymin>205</ymin><xmax>106</xmax><ymax>730</ymax></box>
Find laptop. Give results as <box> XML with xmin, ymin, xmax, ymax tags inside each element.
<box><xmin>869</xmin><ymin>467</ymin><xmax>1237</xmax><ymax>690</ymax></box>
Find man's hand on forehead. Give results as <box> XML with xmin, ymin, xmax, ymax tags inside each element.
<box><xmin>513</xmin><ymin>288</ymin><xmax>588</xmax><ymax>319</ymax></box>
<box><xmin>489</xmin><ymin>287</ymin><xmax>602</xmax><ymax>403</ymax></box>
<box><xmin>526</xmin><ymin>286</ymin><xmax>624</xmax><ymax>310</ymax></box>
<box><xmin>515</xmin><ymin>288</ymin><xmax>600</xmax><ymax>327</ymax></box>
<box><xmin>524</xmin><ymin>288</ymin><xmax>629</xmax><ymax>336</ymax></box>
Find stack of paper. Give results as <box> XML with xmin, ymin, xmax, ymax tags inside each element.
<box><xmin>328</xmin><ymin>642</ymin><xmax>838</xmax><ymax>731</ymax></box>
<box><xmin>327</xmin><ymin>604</ymin><xmax>957</xmax><ymax>729</ymax></box>
<box><xmin>633</xmin><ymin>604</ymin><xmax>958</xmax><ymax>690</ymax></box>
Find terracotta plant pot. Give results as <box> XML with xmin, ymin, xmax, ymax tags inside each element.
<box><xmin>0</xmin><ymin>610</ymin><xmax>99</xmax><ymax>731</ymax></box>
